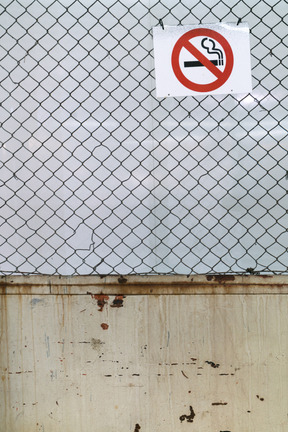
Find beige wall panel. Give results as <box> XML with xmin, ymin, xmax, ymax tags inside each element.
<box><xmin>1</xmin><ymin>292</ymin><xmax>288</xmax><ymax>431</ymax></box>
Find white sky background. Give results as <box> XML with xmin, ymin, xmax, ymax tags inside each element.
<box><xmin>0</xmin><ymin>0</ymin><xmax>287</xmax><ymax>274</ymax></box>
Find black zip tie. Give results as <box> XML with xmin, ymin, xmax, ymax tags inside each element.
<box><xmin>237</xmin><ymin>17</ymin><xmax>242</xmax><ymax>25</ymax></box>
<box><xmin>159</xmin><ymin>18</ymin><xmax>164</xmax><ymax>29</ymax></box>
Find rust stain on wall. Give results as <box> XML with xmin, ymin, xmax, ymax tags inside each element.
<box><xmin>101</xmin><ymin>323</ymin><xmax>109</xmax><ymax>330</ymax></box>
<box><xmin>87</xmin><ymin>292</ymin><xmax>125</xmax><ymax>309</ymax></box>
<box><xmin>110</xmin><ymin>295</ymin><xmax>125</xmax><ymax>308</ymax></box>
<box><xmin>206</xmin><ymin>275</ymin><xmax>235</xmax><ymax>283</ymax></box>
<box><xmin>206</xmin><ymin>361</ymin><xmax>220</xmax><ymax>368</ymax></box>
<box><xmin>88</xmin><ymin>293</ymin><xmax>109</xmax><ymax>311</ymax></box>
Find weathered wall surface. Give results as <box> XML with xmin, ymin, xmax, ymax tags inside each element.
<box><xmin>1</xmin><ymin>276</ymin><xmax>288</xmax><ymax>431</ymax></box>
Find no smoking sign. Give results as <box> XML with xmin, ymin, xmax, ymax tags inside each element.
<box><xmin>153</xmin><ymin>22</ymin><xmax>252</xmax><ymax>97</ymax></box>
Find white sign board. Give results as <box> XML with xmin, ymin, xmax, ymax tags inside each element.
<box><xmin>153</xmin><ymin>22</ymin><xmax>252</xmax><ymax>97</ymax></box>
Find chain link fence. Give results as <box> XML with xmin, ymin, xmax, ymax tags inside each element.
<box><xmin>0</xmin><ymin>0</ymin><xmax>287</xmax><ymax>275</ymax></box>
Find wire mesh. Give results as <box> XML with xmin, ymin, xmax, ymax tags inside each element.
<box><xmin>0</xmin><ymin>0</ymin><xmax>287</xmax><ymax>275</ymax></box>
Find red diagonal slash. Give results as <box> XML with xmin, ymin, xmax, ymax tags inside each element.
<box><xmin>183</xmin><ymin>40</ymin><xmax>223</xmax><ymax>79</ymax></box>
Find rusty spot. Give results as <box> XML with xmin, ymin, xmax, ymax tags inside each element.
<box><xmin>180</xmin><ymin>405</ymin><xmax>196</xmax><ymax>423</ymax></box>
<box><xmin>256</xmin><ymin>395</ymin><xmax>264</xmax><ymax>401</ymax></box>
<box><xmin>206</xmin><ymin>361</ymin><xmax>220</xmax><ymax>368</ymax></box>
<box><xmin>101</xmin><ymin>323</ymin><xmax>109</xmax><ymax>330</ymax></box>
<box><xmin>88</xmin><ymin>293</ymin><xmax>109</xmax><ymax>311</ymax></box>
<box><xmin>118</xmin><ymin>276</ymin><xmax>127</xmax><ymax>284</ymax></box>
<box><xmin>206</xmin><ymin>275</ymin><xmax>213</xmax><ymax>281</ymax></box>
<box><xmin>134</xmin><ymin>424</ymin><xmax>141</xmax><ymax>432</ymax></box>
<box><xmin>212</xmin><ymin>402</ymin><xmax>228</xmax><ymax>406</ymax></box>
<box><xmin>110</xmin><ymin>295</ymin><xmax>125</xmax><ymax>308</ymax></box>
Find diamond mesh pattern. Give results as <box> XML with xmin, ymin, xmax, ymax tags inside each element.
<box><xmin>0</xmin><ymin>0</ymin><xmax>287</xmax><ymax>275</ymax></box>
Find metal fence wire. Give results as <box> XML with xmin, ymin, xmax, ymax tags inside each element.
<box><xmin>0</xmin><ymin>0</ymin><xmax>287</xmax><ymax>275</ymax></box>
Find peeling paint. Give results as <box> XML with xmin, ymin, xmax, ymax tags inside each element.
<box><xmin>110</xmin><ymin>295</ymin><xmax>125</xmax><ymax>308</ymax></box>
<box><xmin>118</xmin><ymin>276</ymin><xmax>128</xmax><ymax>284</ymax></box>
<box><xmin>206</xmin><ymin>361</ymin><xmax>220</xmax><ymax>368</ymax></box>
<box><xmin>206</xmin><ymin>275</ymin><xmax>235</xmax><ymax>283</ymax></box>
<box><xmin>180</xmin><ymin>405</ymin><xmax>196</xmax><ymax>423</ymax></box>
<box><xmin>256</xmin><ymin>395</ymin><xmax>264</xmax><ymax>401</ymax></box>
<box><xmin>88</xmin><ymin>293</ymin><xmax>109</xmax><ymax>311</ymax></box>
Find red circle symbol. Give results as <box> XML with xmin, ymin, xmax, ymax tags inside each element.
<box><xmin>171</xmin><ymin>29</ymin><xmax>234</xmax><ymax>92</ymax></box>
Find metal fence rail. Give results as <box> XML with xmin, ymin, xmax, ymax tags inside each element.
<box><xmin>0</xmin><ymin>0</ymin><xmax>287</xmax><ymax>275</ymax></box>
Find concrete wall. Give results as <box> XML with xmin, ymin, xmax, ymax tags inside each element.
<box><xmin>1</xmin><ymin>275</ymin><xmax>288</xmax><ymax>431</ymax></box>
